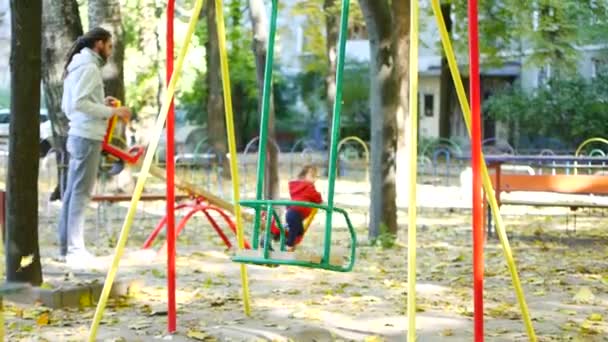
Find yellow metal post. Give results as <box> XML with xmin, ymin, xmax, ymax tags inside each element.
<box><xmin>214</xmin><ymin>0</ymin><xmax>252</xmax><ymax>316</ymax></box>
<box><xmin>407</xmin><ymin>1</ymin><xmax>419</xmax><ymax>340</ymax></box>
<box><xmin>430</xmin><ymin>1</ymin><xmax>537</xmax><ymax>340</ymax></box>
<box><xmin>87</xmin><ymin>0</ymin><xmax>205</xmax><ymax>340</ymax></box>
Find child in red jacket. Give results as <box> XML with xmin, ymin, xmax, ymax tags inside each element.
<box><xmin>284</xmin><ymin>165</ymin><xmax>323</xmax><ymax>251</ymax></box>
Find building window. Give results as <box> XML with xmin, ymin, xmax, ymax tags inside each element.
<box><xmin>592</xmin><ymin>58</ymin><xmax>608</xmax><ymax>78</ymax></box>
<box><xmin>538</xmin><ymin>65</ymin><xmax>551</xmax><ymax>86</ymax></box>
<box><xmin>296</xmin><ymin>26</ymin><xmax>304</xmax><ymax>55</ymax></box>
<box><xmin>424</xmin><ymin>94</ymin><xmax>434</xmax><ymax>117</ymax></box>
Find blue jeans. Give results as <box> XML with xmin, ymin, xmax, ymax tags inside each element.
<box><xmin>285</xmin><ymin>209</ymin><xmax>304</xmax><ymax>247</ymax></box>
<box><xmin>58</xmin><ymin>136</ymin><xmax>102</xmax><ymax>256</ymax></box>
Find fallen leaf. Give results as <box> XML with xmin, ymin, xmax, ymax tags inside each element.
<box><xmin>187</xmin><ymin>330</ymin><xmax>216</xmax><ymax>341</ymax></box>
<box><xmin>151</xmin><ymin>269</ymin><xmax>164</xmax><ymax>278</ymax></box>
<box><xmin>572</xmin><ymin>287</ymin><xmax>595</xmax><ymax>304</ymax></box>
<box><xmin>587</xmin><ymin>313</ymin><xmax>603</xmax><ymax>322</ymax></box>
<box><xmin>440</xmin><ymin>329</ymin><xmax>454</xmax><ymax>336</ymax></box>
<box><xmin>364</xmin><ymin>336</ymin><xmax>384</xmax><ymax>342</ymax></box>
<box><xmin>558</xmin><ymin>309</ymin><xmax>577</xmax><ymax>316</ymax></box>
<box><xmin>580</xmin><ymin>321</ymin><xmax>599</xmax><ymax>335</ymax></box>
<box><xmin>40</xmin><ymin>282</ymin><xmax>54</xmax><ymax>290</ymax></box>
<box><xmin>18</xmin><ymin>254</ymin><xmax>34</xmax><ymax>271</ymax></box>
<box><xmin>128</xmin><ymin>320</ymin><xmax>151</xmax><ymax>331</ymax></box>
<box><xmin>36</xmin><ymin>312</ymin><xmax>50</xmax><ymax>326</ymax></box>
<box><xmin>79</xmin><ymin>292</ymin><xmax>93</xmax><ymax>307</ymax></box>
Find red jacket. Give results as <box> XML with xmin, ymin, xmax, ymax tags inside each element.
<box><xmin>288</xmin><ymin>180</ymin><xmax>322</xmax><ymax>218</ymax></box>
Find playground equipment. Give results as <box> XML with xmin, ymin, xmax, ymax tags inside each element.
<box><xmin>87</xmin><ymin>0</ymin><xmax>254</xmax><ymax>339</ymax></box>
<box><xmin>407</xmin><ymin>2</ymin><xmax>419</xmax><ymax>340</ymax></box>
<box><xmin>230</xmin><ymin>0</ymin><xmax>356</xmax><ymax>272</ymax></box>
<box><xmin>429</xmin><ymin>0</ymin><xmax>536</xmax><ymax>340</ymax></box>
<box><xmin>142</xmin><ymin>197</ymin><xmax>252</xmax><ymax>254</ymax></box>
<box><xmin>102</xmin><ymin>100</ymin><xmax>145</xmax><ymax>165</ymax></box>
<box><xmin>337</xmin><ymin>136</ymin><xmax>369</xmax><ymax>180</ymax></box>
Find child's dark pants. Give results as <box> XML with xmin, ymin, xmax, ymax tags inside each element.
<box><xmin>285</xmin><ymin>209</ymin><xmax>304</xmax><ymax>247</ymax></box>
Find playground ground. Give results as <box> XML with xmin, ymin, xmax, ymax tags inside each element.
<box><xmin>3</xmin><ymin>167</ymin><xmax>608</xmax><ymax>341</ymax></box>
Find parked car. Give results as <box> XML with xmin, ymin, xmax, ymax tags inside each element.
<box><xmin>0</xmin><ymin>108</ymin><xmax>54</xmax><ymax>157</ymax></box>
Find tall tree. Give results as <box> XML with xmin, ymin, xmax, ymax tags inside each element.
<box><xmin>393</xmin><ymin>0</ymin><xmax>410</xmax><ymax>203</ymax></box>
<box><xmin>88</xmin><ymin>0</ymin><xmax>126</xmax><ymax>102</ymax></box>
<box><xmin>42</xmin><ymin>0</ymin><xmax>83</xmax><ymax>201</ymax></box>
<box><xmin>358</xmin><ymin>0</ymin><xmax>409</xmax><ymax>238</ymax></box>
<box><xmin>6</xmin><ymin>0</ymin><xmax>43</xmax><ymax>285</ymax></box>
<box><xmin>206</xmin><ymin>0</ymin><xmax>229</xmax><ymax>175</ymax></box>
<box><xmin>248</xmin><ymin>0</ymin><xmax>279</xmax><ymax>199</ymax></box>
<box><xmin>438</xmin><ymin>2</ymin><xmax>453</xmax><ymax>139</ymax></box>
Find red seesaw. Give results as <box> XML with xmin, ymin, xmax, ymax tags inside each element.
<box><xmin>101</xmin><ymin>106</ymin><xmax>252</xmax><ymax>254</ymax></box>
<box><xmin>142</xmin><ymin>196</ymin><xmax>252</xmax><ymax>255</ymax></box>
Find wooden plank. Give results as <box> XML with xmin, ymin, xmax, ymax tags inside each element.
<box><xmin>490</xmin><ymin>174</ymin><xmax>608</xmax><ymax>195</ymax></box>
<box><xmin>235</xmin><ymin>249</ymin><xmax>344</xmax><ymax>265</ymax></box>
<box><xmin>501</xmin><ymin>200</ymin><xmax>608</xmax><ymax>209</ymax></box>
<box><xmin>91</xmin><ymin>194</ymin><xmax>190</xmax><ymax>202</ymax></box>
<box><xmin>143</xmin><ymin>164</ymin><xmax>252</xmax><ymax>221</ymax></box>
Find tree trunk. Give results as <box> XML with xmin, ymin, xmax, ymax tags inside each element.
<box><xmin>6</xmin><ymin>0</ymin><xmax>43</xmax><ymax>285</ymax></box>
<box><xmin>138</xmin><ymin>1</ymin><xmax>163</xmax><ymax>112</ymax></box>
<box><xmin>324</xmin><ymin>0</ymin><xmax>338</xmax><ymax>169</ymax></box>
<box><xmin>438</xmin><ymin>2</ymin><xmax>452</xmax><ymax>139</ymax></box>
<box><xmin>88</xmin><ymin>0</ymin><xmax>125</xmax><ymax>102</ymax></box>
<box><xmin>206</xmin><ymin>0</ymin><xmax>230</xmax><ymax>177</ymax></box>
<box><xmin>358</xmin><ymin>0</ymin><xmax>399</xmax><ymax>238</ymax></box>
<box><xmin>248</xmin><ymin>0</ymin><xmax>279</xmax><ymax>200</ymax></box>
<box><xmin>42</xmin><ymin>0</ymin><xmax>83</xmax><ymax>201</ymax></box>
<box><xmin>393</xmin><ymin>0</ymin><xmax>410</xmax><ymax>203</ymax></box>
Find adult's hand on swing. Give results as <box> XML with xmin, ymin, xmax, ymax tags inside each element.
<box><xmin>113</xmin><ymin>106</ymin><xmax>131</xmax><ymax>122</ymax></box>
<box><xmin>104</xmin><ymin>96</ymin><xmax>120</xmax><ymax>107</ymax></box>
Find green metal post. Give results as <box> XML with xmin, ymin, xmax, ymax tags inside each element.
<box><xmin>251</xmin><ymin>0</ymin><xmax>279</xmax><ymax>248</ymax></box>
<box><xmin>323</xmin><ymin>0</ymin><xmax>350</xmax><ymax>263</ymax></box>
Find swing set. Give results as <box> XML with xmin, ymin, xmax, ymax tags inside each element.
<box><xmin>87</xmin><ymin>0</ymin><xmax>355</xmax><ymax>339</ymax></box>
<box><xmin>85</xmin><ymin>0</ymin><xmax>539</xmax><ymax>340</ymax></box>
<box><xmin>231</xmin><ymin>0</ymin><xmax>357</xmax><ymax>272</ymax></box>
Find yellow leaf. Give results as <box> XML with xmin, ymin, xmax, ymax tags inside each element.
<box><xmin>151</xmin><ymin>269</ymin><xmax>164</xmax><ymax>278</ymax></box>
<box><xmin>580</xmin><ymin>321</ymin><xmax>599</xmax><ymax>335</ymax></box>
<box><xmin>558</xmin><ymin>309</ymin><xmax>577</xmax><ymax>316</ymax></box>
<box><xmin>573</xmin><ymin>287</ymin><xmax>595</xmax><ymax>304</ymax></box>
<box><xmin>187</xmin><ymin>330</ymin><xmax>215</xmax><ymax>341</ymax></box>
<box><xmin>364</xmin><ymin>336</ymin><xmax>384</xmax><ymax>342</ymax></box>
<box><xmin>440</xmin><ymin>329</ymin><xmax>454</xmax><ymax>336</ymax></box>
<box><xmin>40</xmin><ymin>282</ymin><xmax>54</xmax><ymax>290</ymax></box>
<box><xmin>80</xmin><ymin>292</ymin><xmax>93</xmax><ymax>307</ymax></box>
<box><xmin>36</xmin><ymin>313</ymin><xmax>49</xmax><ymax>326</ymax></box>
<box><xmin>588</xmin><ymin>313</ymin><xmax>603</xmax><ymax>322</ymax></box>
<box><xmin>20</xmin><ymin>254</ymin><xmax>34</xmax><ymax>269</ymax></box>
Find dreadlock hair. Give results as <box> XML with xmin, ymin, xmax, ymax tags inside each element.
<box><xmin>63</xmin><ymin>27</ymin><xmax>112</xmax><ymax>79</ymax></box>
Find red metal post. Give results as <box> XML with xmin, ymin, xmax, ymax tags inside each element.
<box><xmin>468</xmin><ymin>0</ymin><xmax>484</xmax><ymax>340</ymax></box>
<box><xmin>166</xmin><ymin>0</ymin><xmax>177</xmax><ymax>333</ymax></box>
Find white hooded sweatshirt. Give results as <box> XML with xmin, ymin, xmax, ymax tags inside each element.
<box><xmin>61</xmin><ymin>47</ymin><xmax>113</xmax><ymax>141</ymax></box>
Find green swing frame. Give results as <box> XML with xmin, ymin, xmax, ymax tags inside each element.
<box><xmin>232</xmin><ymin>0</ymin><xmax>356</xmax><ymax>272</ymax></box>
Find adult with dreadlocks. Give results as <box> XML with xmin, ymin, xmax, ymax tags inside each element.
<box><xmin>58</xmin><ymin>27</ymin><xmax>131</xmax><ymax>269</ymax></box>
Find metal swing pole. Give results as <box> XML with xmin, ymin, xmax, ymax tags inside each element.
<box><xmin>407</xmin><ymin>1</ymin><xmax>419</xmax><ymax>340</ymax></box>
<box><xmin>214</xmin><ymin>0</ymin><xmax>252</xmax><ymax>316</ymax></box>
<box><xmin>166</xmin><ymin>0</ymin><xmax>177</xmax><ymax>333</ymax></box>
<box><xmin>323</xmin><ymin>0</ymin><xmax>350</xmax><ymax>264</ymax></box>
<box><xmin>430</xmin><ymin>2</ymin><xmax>536</xmax><ymax>339</ymax></box>
<box><xmin>87</xmin><ymin>0</ymin><xmax>205</xmax><ymax>339</ymax></box>
<box><xmin>468</xmin><ymin>0</ymin><xmax>484</xmax><ymax>340</ymax></box>
<box><xmin>251</xmin><ymin>0</ymin><xmax>279</xmax><ymax>247</ymax></box>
